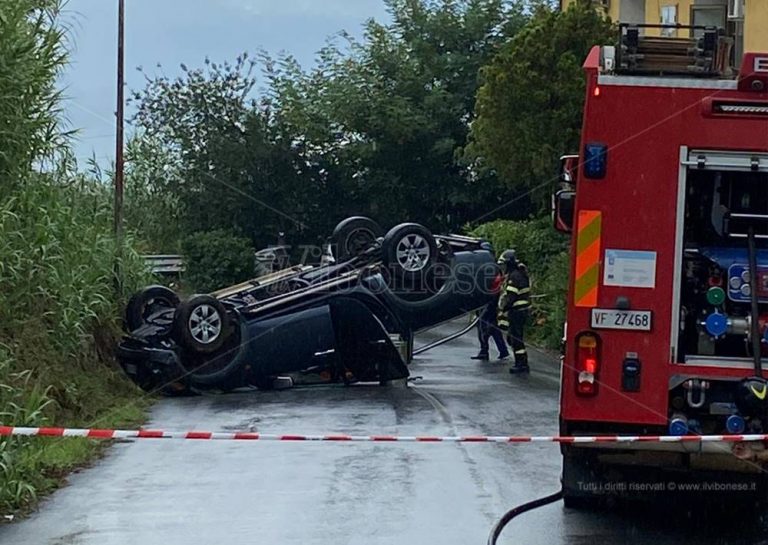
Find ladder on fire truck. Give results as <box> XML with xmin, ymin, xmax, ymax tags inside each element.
<box><xmin>617</xmin><ymin>23</ymin><xmax>734</xmax><ymax>77</ymax></box>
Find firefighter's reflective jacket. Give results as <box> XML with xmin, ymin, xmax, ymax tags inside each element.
<box><xmin>497</xmin><ymin>267</ymin><xmax>531</xmax><ymax>329</ymax></box>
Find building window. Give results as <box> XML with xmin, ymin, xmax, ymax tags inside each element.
<box><xmin>690</xmin><ymin>5</ymin><xmax>727</xmax><ymax>32</ymax></box>
<box><xmin>690</xmin><ymin>4</ymin><xmax>733</xmax><ymax>64</ymax></box>
<box><xmin>661</xmin><ymin>5</ymin><xmax>678</xmax><ymax>37</ymax></box>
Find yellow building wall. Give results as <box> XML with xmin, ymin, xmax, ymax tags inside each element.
<box><xmin>560</xmin><ymin>0</ymin><xmax>767</xmax><ymax>51</ymax></box>
<box><xmin>745</xmin><ymin>0</ymin><xmax>768</xmax><ymax>52</ymax></box>
<box><xmin>608</xmin><ymin>1</ymin><xmax>621</xmax><ymax>21</ymax></box>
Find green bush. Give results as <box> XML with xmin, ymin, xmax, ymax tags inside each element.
<box><xmin>471</xmin><ymin>216</ymin><xmax>570</xmax><ymax>348</ymax></box>
<box><xmin>0</xmin><ymin>349</ymin><xmax>52</xmax><ymax>511</ymax></box>
<box><xmin>181</xmin><ymin>230</ymin><xmax>255</xmax><ymax>293</ymax></box>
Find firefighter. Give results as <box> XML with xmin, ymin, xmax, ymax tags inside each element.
<box><xmin>471</xmin><ymin>242</ymin><xmax>510</xmax><ymax>361</ymax></box>
<box><xmin>471</xmin><ymin>295</ymin><xmax>510</xmax><ymax>362</ymax></box>
<box><xmin>497</xmin><ymin>249</ymin><xmax>531</xmax><ymax>374</ymax></box>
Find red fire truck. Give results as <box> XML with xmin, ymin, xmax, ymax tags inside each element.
<box><xmin>553</xmin><ymin>24</ymin><xmax>768</xmax><ymax>505</ymax></box>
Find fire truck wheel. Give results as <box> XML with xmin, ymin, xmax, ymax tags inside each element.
<box><xmin>172</xmin><ymin>295</ymin><xmax>230</xmax><ymax>354</ymax></box>
<box><xmin>125</xmin><ymin>285</ymin><xmax>180</xmax><ymax>331</ymax></box>
<box><xmin>561</xmin><ymin>447</ymin><xmax>607</xmax><ymax>509</ymax></box>
<box><xmin>382</xmin><ymin>223</ymin><xmax>437</xmax><ymax>282</ymax></box>
<box><xmin>331</xmin><ymin>216</ymin><xmax>383</xmax><ymax>261</ymax></box>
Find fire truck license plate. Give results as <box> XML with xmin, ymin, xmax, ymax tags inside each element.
<box><xmin>590</xmin><ymin>309</ymin><xmax>651</xmax><ymax>331</ymax></box>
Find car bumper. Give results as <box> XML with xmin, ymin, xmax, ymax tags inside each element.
<box><xmin>116</xmin><ymin>341</ymin><xmax>188</xmax><ymax>393</ymax></box>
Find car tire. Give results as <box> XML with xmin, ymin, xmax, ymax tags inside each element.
<box><xmin>172</xmin><ymin>295</ymin><xmax>230</xmax><ymax>354</ymax></box>
<box><xmin>125</xmin><ymin>285</ymin><xmax>180</xmax><ymax>331</ymax></box>
<box><xmin>331</xmin><ymin>216</ymin><xmax>383</xmax><ymax>261</ymax></box>
<box><xmin>382</xmin><ymin>223</ymin><xmax>437</xmax><ymax>281</ymax></box>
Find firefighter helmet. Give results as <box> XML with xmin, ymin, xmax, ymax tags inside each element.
<box><xmin>497</xmin><ymin>249</ymin><xmax>518</xmax><ymax>270</ymax></box>
<box><xmin>735</xmin><ymin>376</ymin><xmax>768</xmax><ymax>416</ymax></box>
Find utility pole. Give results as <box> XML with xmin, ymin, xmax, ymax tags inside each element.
<box><xmin>114</xmin><ymin>0</ymin><xmax>125</xmax><ymax>290</ymax></box>
<box><xmin>114</xmin><ymin>0</ymin><xmax>125</xmax><ymax>241</ymax></box>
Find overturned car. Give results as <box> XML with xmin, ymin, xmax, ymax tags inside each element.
<box><xmin>117</xmin><ymin>217</ymin><xmax>498</xmax><ymax>395</ymax></box>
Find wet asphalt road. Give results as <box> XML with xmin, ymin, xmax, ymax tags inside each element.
<box><xmin>3</xmin><ymin>322</ymin><xmax>768</xmax><ymax>544</ymax></box>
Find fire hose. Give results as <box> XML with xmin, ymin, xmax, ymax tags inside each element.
<box><xmin>413</xmin><ymin>316</ymin><xmax>480</xmax><ymax>356</ymax></box>
<box><xmin>413</xmin><ymin>296</ymin><xmax>547</xmax><ymax>357</ymax></box>
<box><xmin>486</xmin><ymin>489</ymin><xmax>564</xmax><ymax>545</ymax></box>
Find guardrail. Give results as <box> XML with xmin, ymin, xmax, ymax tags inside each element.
<box><xmin>142</xmin><ymin>255</ymin><xmax>185</xmax><ymax>275</ymax></box>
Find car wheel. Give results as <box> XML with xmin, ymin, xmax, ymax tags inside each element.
<box><xmin>331</xmin><ymin>216</ymin><xmax>383</xmax><ymax>261</ymax></box>
<box><xmin>125</xmin><ymin>285</ymin><xmax>180</xmax><ymax>331</ymax></box>
<box><xmin>172</xmin><ymin>295</ymin><xmax>230</xmax><ymax>354</ymax></box>
<box><xmin>382</xmin><ymin>223</ymin><xmax>437</xmax><ymax>281</ymax></box>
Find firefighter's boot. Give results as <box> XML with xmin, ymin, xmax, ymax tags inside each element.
<box><xmin>509</xmin><ymin>352</ymin><xmax>529</xmax><ymax>374</ymax></box>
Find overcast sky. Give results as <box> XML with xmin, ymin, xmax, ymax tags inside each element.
<box><xmin>61</xmin><ymin>0</ymin><xmax>391</xmax><ymax>165</ymax></box>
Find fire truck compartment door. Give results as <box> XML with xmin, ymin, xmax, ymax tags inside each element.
<box><xmin>683</xmin><ymin>150</ymin><xmax>768</xmax><ymax>172</ymax></box>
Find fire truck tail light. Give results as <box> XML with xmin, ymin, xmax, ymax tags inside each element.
<box><xmin>584</xmin><ymin>357</ymin><xmax>597</xmax><ymax>374</ymax></box>
<box><xmin>577</xmin><ymin>375</ymin><xmax>595</xmax><ymax>395</ymax></box>
<box><xmin>576</xmin><ymin>332</ymin><xmax>600</xmax><ymax>396</ymax></box>
<box><xmin>578</xmin><ymin>334</ymin><xmax>597</xmax><ymax>349</ymax></box>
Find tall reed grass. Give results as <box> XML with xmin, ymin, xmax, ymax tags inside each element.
<box><xmin>0</xmin><ymin>0</ymin><xmax>153</xmax><ymax>514</ymax></box>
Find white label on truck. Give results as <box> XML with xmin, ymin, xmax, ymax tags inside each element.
<box><xmin>603</xmin><ymin>249</ymin><xmax>657</xmax><ymax>289</ymax></box>
<box><xmin>591</xmin><ymin>309</ymin><xmax>652</xmax><ymax>331</ymax></box>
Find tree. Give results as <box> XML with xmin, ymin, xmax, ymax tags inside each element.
<box><xmin>130</xmin><ymin>56</ymin><xmax>324</xmax><ymax>249</ymax></box>
<box><xmin>128</xmin><ymin>1</ymin><xmax>536</xmax><ymax>250</ymax></box>
<box><xmin>121</xmin><ymin>135</ymin><xmax>184</xmax><ymax>252</ymax></box>
<box><xmin>262</xmin><ymin>0</ymin><xmax>529</xmax><ymax>231</ymax></box>
<box><xmin>467</xmin><ymin>0</ymin><xmax>614</xmax><ymax>199</ymax></box>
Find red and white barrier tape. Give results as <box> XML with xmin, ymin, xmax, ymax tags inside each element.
<box><xmin>1</xmin><ymin>426</ymin><xmax>767</xmax><ymax>443</ymax></box>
